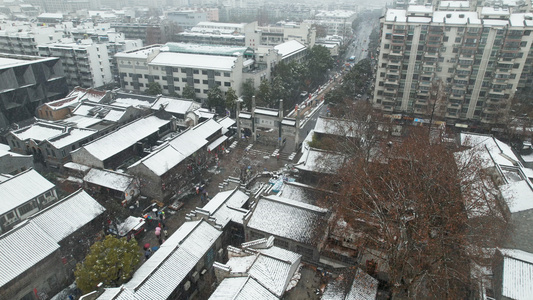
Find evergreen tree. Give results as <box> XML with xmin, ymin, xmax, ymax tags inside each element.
<box><xmin>241</xmin><ymin>79</ymin><xmax>255</xmax><ymax>110</ymax></box>
<box><xmin>182</xmin><ymin>84</ymin><xmax>196</xmax><ymax>100</ymax></box>
<box><xmin>146</xmin><ymin>82</ymin><xmax>162</xmax><ymax>95</ymax></box>
<box><xmin>75</xmin><ymin>235</ymin><xmax>141</xmax><ymax>294</ymax></box>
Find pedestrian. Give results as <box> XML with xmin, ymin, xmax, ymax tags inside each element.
<box><xmin>206</xmin><ymin>192</ymin><xmax>209</xmax><ymax>200</ymax></box>
<box><xmin>158</xmin><ymin>237</ymin><xmax>163</xmax><ymax>245</ymax></box>
<box><xmin>144</xmin><ymin>249</ymin><xmax>152</xmax><ymax>260</ymax></box>
<box><xmin>164</xmin><ymin>229</ymin><xmax>168</xmax><ymax>238</ymax></box>
<box><xmin>155</xmin><ymin>226</ymin><xmax>161</xmax><ymax>238</ymax></box>
<box><xmin>135</xmin><ymin>199</ymin><xmax>139</xmax><ymax>209</ymax></box>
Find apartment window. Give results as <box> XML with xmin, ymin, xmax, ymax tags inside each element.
<box><xmin>443</xmin><ymin>36</ymin><xmax>449</xmax><ymax>42</ymax></box>
<box><xmin>175</xmin><ymin>86</ymin><xmax>181</xmax><ymax>91</ymax></box>
<box><xmin>203</xmin><ymin>80</ymin><xmax>208</xmax><ymax>84</ymax></box>
<box><xmin>182</xmin><ymin>78</ymin><xmax>187</xmax><ymax>82</ymax></box>
<box><xmin>139</xmin><ymin>83</ymin><xmax>144</xmax><ymax>87</ymax></box>
<box><xmin>173</xmin><ymin>77</ymin><xmax>179</xmax><ymax>81</ymax></box>
<box><xmin>194</xmin><ymin>89</ymin><xmax>200</xmax><ymax>93</ymax></box>
<box><xmin>144</xmin><ymin>74</ymin><xmax>149</xmax><ymax>79</ymax></box>
<box><xmin>224</xmin><ymin>82</ymin><xmax>231</xmax><ymax>87</ymax></box>
<box><xmin>214</xmin><ymin>71</ymin><xmax>221</xmax><ymax>76</ymax></box>
<box><xmin>182</xmin><ymin>69</ymin><xmax>187</xmax><ymax>73</ymax></box>
<box><xmin>194</xmin><ymin>79</ymin><xmax>200</xmax><ymax>84</ymax></box>
<box><xmin>172</xmin><ymin>67</ymin><xmax>179</xmax><ymax>72</ymax></box>
<box><xmin>202</xmin><ymin>70</ymin><xmax>208</xmax><ymax>75</ymax></box>
<box><xmin>163</xmin><ymin>85</ymin><xmax>168</xmax><ymax>89</ymax></box>
<box><xmin>162</xmin><ymin>76</ymin><xmax>167</xmax><ymax>81</ymax></box>
<box><xmin>203</xmin><ymin>89</ymin><xmax>208</xmax><ymax>94</ymax></box>
<box><xmin>154</xmin><ymin>76</ymin><xmax>160</xmax><ymax>80</ymax></box>
<box><xmin>215</xmin><ymin>81</ymin><xmax>221</xmax><ymax>86</ymax></box>
<box><xmin>193</xmin><ymin>70</ymin><xmax>199</xmax><ymax>74</ymax></box>
<box><xmin>387</xmin><ymin>24</ymin><xmax>392</xmax><ymax>29</ymax></box>
<box><xmin>224</xmin><ymin>72</ymin><xmax>230</xmax><ymax>77</ymax></box>
<box><xmin>455</xmin><ymin>37</ymin><xmax>462</xmax><ymax>43</ymax></box>
<box><xmin>384</xmin><ymin>44</ymin><xmax>390</xmax><ymax>49</ymax></box>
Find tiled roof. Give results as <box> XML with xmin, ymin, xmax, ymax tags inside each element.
<box><xmin>84</xmin><ymin>168</ymin><xmax>135</xmax><ymax>192</ymax></box>
<box><xmin>99</xmin><ymin>220</ymin><xmax>222</xmax><ymax>300</ymax></box>
<box><xmin>0</xmin><ymin>190</ymin><xmax>104</xmax><ymax>287</ymax></box>
<box><xmin>500</xmin><ymin>248</ymin><xmax>533</xmax><ymax>300</ymax></box>
<box><xmin>247</xmin><ymin>195</ymin><xmax>329</xmax><ymax>246</ymax></box>
<box><xmin>0</xmin><ymin>169</ymin><xmax>55</xmax><ymax>216</ymax></box>
<box><xmin>30</xmin><ymin>190</ymin><xmax>105</xmax><ymax>242</ymax></box>
<box><xmin>0</xmin><ymin>221</ymin><xmax>59</xmax><ymax>287</ymax></box>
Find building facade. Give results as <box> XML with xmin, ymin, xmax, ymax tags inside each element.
<box><xmin>373</xmin><ymin>6</ymin><xmax>533</xmax><ymax>125</ymax></box>
<box><xmin>38</xmin><ymin>40</ymin><xmax>113</xmax><ymax>90</ymax></box>
<box><xmin>0</xmin><ymin>54</ymin><xmax>68</xmax><ymax>131</ymax></box>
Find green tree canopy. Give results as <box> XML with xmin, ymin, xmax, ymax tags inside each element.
<box><xmin>256</xmin><ymin>79</ymin><xmax>272</xmax><ymax>107</ymax></box>
<box><xmin>207</xmin><ymin>85</ymin><xmax>224</xmax><ymax>112</ymax></box>
<box><xmin>225</xmin><ymin>87</ymin><xmax>238</xmax><ymax>116</ymax></box>
<box><xmin>145</xmin><ymin>82</ymin><xmax>162</xmax><ymax>95</ymax></box>
<box><xmin>241</xmin><ymin>79</ymin><xmax>256</xmax><ymax>110</ymax></box>
<box><xmin>306</xmin><ymin>45</ymin><xmax>334</xmax><ymax>89</ymax></box>
<box><xmin>75</xmin><ymin>235</ymin><xmax>141</xmax><ymax>294</ymax></box>
<box><xmin>182</xmin><ymin>84</ymin><xmax>196</xmax><ymax>100</ymax></box>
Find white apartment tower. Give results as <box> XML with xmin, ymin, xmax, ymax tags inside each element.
<box><xmin>373</xmin><ymin>6</ymin><xmax>533</xmax><ymax>125</ymax></box>
<box><xmin>38</xmin><ymin>40</ymin><xmax>113</xmax><ymax>89</ymax></box>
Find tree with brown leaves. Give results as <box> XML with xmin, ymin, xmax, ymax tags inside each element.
<box><xmin>320</xmin><ymin>127</ymin><xmax>507</xmax><ymax>299</ymax></box>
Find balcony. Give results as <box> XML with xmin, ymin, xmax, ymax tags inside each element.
<box><xmin>385</xmin><ymin>78</ymin><xmax>399</xmax><ymax>85</ymax></box>
<box><xmin>386</xmin><ymin>69</ymin><xmax>400</xmax><ymax>75</ymax></box>
<box><xmin>425</xmin><ymin>52</ymin><xmax>439</xmax><ymax>58</ymax></box>
<box><xmin>449</xmin><ymin>94</ymin><xmax>465</xmax><ymax>101</ymax></box>
<box><xmin>488</xmin><ymin>89</ymin><xmax>505</xmax><ymax>96</ymax></box>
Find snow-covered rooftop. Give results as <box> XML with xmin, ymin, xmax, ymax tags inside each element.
<box><xmin>0</xmin><ymin>190</ymin><xmax>103</xmax><ymax>287</ymax></box>
<box><xmin>0</xmin><ymin>169</ymin><xmax>55</xmax><ymax>216</ymax></box>
<box><xmin>84</xmin><ymin>168</ymin><xmax>135</xmax><ymax>192</ymax></box>
<box><xmin>274</xmin><ymin>40</ymin><xmax>306</xmax><ymax>59</ymax></box>
<box><xmin>29</xmin><ymin>189</ymin><xmax>105</xmax><ymax>243</ymax></box>
<box><xmin>247</xmin><ymin>195</ymin><xmax>329</xmax><ymax>246</ymax></box>
<box><xmin>211</xmin><ymin>240</ymin><xmax>301</xmax><ymax>299</ymax></box>
<box><xmin>296</xmin><ymin>148</ymin><xmax>345</xmax><ymax>174</ymax></box>
<box><xmin>129</xmin><ymin>119</ymin><xmax>221</xmax><ymax>176</ymax></box>
<box><xmin>11</xmin><ymin>122</ymin><xmax>65</xmax><ymax>142</ymax></box>
<box><xmin>150</xmin><ymin>97</ymin><xmax>201</xmax><ymax>115</ymax></box>
<box><xmin>79</xmin><ymin>115</ymin><xmax>170</xmax><ymax>161</ymax></box>
<box><xmin>499</xmin><ymin>248</ymin><xmax>533</xmax><ymax>300</ymax></box>
<box><xmin>150</xmin><ymin>52</ymin><xmax>238</xmax><ymax>71</ymax></box>
<box><xmin>198</xmin><ymin>189</ymin><xmax>249</xmax><ymax>227</ymax></box>
<box><xmin>99</xmin><ymin>219</ymin><xmax>222</xmax><ymax>300</ymax></box>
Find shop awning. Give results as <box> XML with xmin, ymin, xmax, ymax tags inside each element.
<box><xmin>207</xmin><ymin>135</ymin><xmax>228</xmax><ymax>151</ymax></box>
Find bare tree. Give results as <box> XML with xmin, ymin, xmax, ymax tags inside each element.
<box><xmin>320</xmin><ymin>127</ymin><xmax>507</xmax><ymax>299</ymax></box>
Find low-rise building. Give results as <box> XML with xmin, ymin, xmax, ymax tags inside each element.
<box><xmin>36</xmin><ymin>87</ymin><xmax>110</xmax><ymax>121</ymax></box>
<box><xmin>127</xmin><ymin>119</ymin><xmax>226</xmax><ymax>200</ymax></box>
<box><xmin>0</xmin><ymin>143</ymin><xmax>33</xmax><ymax>175</ymax></box>
<box><xmin>0</xmin><ymin>169</ymin><xmax>58</xmax><ymax>234</ymax></box>
<box><xmin>83</xmin><ymin>168</ymin><xmax>140</xmax><ymax>205</ymax></box>
<box><xmin>7</xmin><ymin>121</ymin><xmax>99</xmax><ymax>168</ymax></box>
<box><xmin>244</xmin><ymin>194</ymin><xmax>331</xmax><ymax>262</ymax></box>
<box><xmin>95</xmin><ymin>218</ymin><xmax>224</xmax><ymax>300</ymax></box>
<box><xmin>211</xmin><ymin>236</ymin><xmax>302</xmax><ymax>299</ymax></box>
<box><xmin>116</xmin><ymin>43</ymin><xmax>278</xmax><ymax>99</ymax></box>
<box><xmin>71</xmin><ymin>114</ymin><xmax>173</xmax><ymax>170</ymax></box>
<box><xmin>0</xmin><ymin>189</ymin><xmax>105</xmax><ymax>300</ymax></box>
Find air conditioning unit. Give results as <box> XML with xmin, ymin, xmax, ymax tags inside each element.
<box><xmin>192</xmin><ymin>271</ymin><xmax>200</xmax><ymax>283</ymax></box>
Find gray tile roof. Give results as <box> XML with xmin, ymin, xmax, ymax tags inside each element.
<box><xmin>247</xmin><ymin>195</ymin><xmax>330</xmax><ymax>246</ymax></box>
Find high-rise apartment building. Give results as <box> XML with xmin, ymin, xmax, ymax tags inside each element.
<box><xmin>373</xmin><ymin>6</ymin><xmax>533</xmax><ymax>125</ymax></box>
<box><xmin>38</xmin><ymin>40</ymin><xmax>113</xmax><ymax>90</ymax></box>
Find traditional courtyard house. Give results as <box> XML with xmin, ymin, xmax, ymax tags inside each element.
<box><xmin>188</xmin><ymin>188</ymin><xmax>250</xmax><ymax>246</ymax></box>
<box><xmin>127</xmin><ymin>119</ymin><xmax>226</xmax><ymax>200</ymax></box>
<box><xmin>7</xmin><ymin>121</ymin><xmax>99</xmax><ymax>168</ymax></box>
<box><xmin>244</xmin><ymin>194</ymin><xmax>331</xmax><ymax>262</ymax></box>
<box><xmin>0</xmin><ymin>169</ymin><xmax>57</xmax><ymax>234</ymax></box>
<box><xmin>211</xmin><ymin>236</ymin><xmax>302</xmax><ymax>299</ymax></box>
<box><xmin>83</xmin><ymin>168</ymin><xmax>140</xmax><ymax>205</ymax></box>
<box><xmin>95</xmin><ymin>219</ymin><xmax>224</xmax><ymax>300</ymax></box>
<box><xmin>0</xmin><ymin>190</ymin><xmax>105</xmax><ymax>300</ymax></box>
<box><xmin>70</xmin><ymin>115</ymin><xmax>173</xmax><ymax>170</ymax></box>
<box><xmin>37</xmin><ymin>87</ymin><xmax>110</xmax><ymax>121</ymax></box>
<box><xmin>0</xmin><ymin>143</ymin><xmax>33</xmax><ymax>174</ymax></box>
